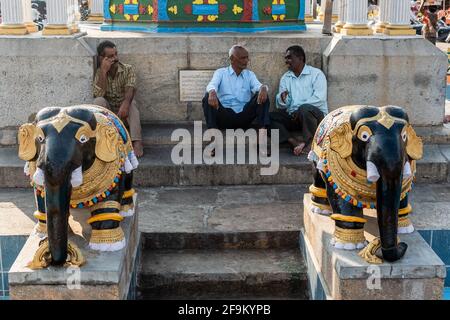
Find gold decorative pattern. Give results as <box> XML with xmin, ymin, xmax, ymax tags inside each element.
<box><xmin>406</xmin><ymin>125</ymin><xmax>423</xmax><ymax>160</ymax></box>
<box><xmin>334</xmin><ymin>226</ymin><xmax>366</xmax><ymax>244</ymax></box>
<box><xmin>358</xmin><ymin>237</ymin><xmax>383</xmax><ymax>264</ymax></box>
<box><xmin>27</xmin><ymin>239</ymin><xmax>85</xmax><ymax>269</ymax></box>
<box><xmin>398</xmin><ymin>216</ymin><xmax>412</xmax><ymax>228</ymax></box>
<box><xmin>18</xmin><ymin>124</ymin><xmax>43</xmax><ymax>161</ymax></box>
<box><xmin>90</xmin><ymin>227</ymin><xmax>125</xmax><ymax>244</ymax></box>
<box><xmin>92</xmin><ymin>201</ymin><xmax>121</xmax><ymax>211</ymax></box>
<box><xmin>329</xmin><ymin>122</ymin><xmax>353</xmax><ymax>159</ymax></box>
<box><xmin>309</xmin><ymin>185</ymin><xmax>327</xmax><ymax>198</ymax></box>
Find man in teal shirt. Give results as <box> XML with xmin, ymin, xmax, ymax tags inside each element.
<box><xmin>270</xmin><ymin>45</ymin><xmax>328</xmax><ymax>155</ymax></box>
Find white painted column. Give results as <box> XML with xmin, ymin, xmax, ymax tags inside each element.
<box><xmin>0</xmin><ymin>0</ymin><xmax>28</xmax><ymax>35</ymax></box>
<box><xmin>384</xmin><ymin>0</ymin><xmax>415</xmax><ymax>35</ymax></box>
<box><xmin>374</xmin><ymin>0</ymin><xmax>388</xmax><ymax>33</ymax></box>
<box><xmin>335</xmin><ymin>0</ymin><xmax>347</xmax><ymax>32</ymax></box>
<box><xmin>70</xmin><ymin>0</ymin><xmax>80</xmax><ymax>33</ymax></box>
<box><xmin>88</xmin><ymin>0</ymin><xmax>104</xmax><ymax>23</ymax></box>
<box><xmin>22</xmin><ymin>0</ymin><xmax>38</xmax><ymax>32</ymax></box>
<box><xmin>43</xmin><ymin>0</ymin><xmax>72</xmax><ymax>35</ymax></box>
<box><xmin>342</xmin><ymin>0</ymin><xmax>372</xmax><ymax>35</ymax></box>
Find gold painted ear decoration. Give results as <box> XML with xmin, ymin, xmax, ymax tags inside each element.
<box><xmin>95</xmin><ymin>123</ymin><xmax>119</xmax><ymax>162</ymax></box>
<box><xmin>329</xmin><ymin>122</ymin><xmax>353</xmax><ymax>159</ymax></box>
<box><xmin>406</xmin><ymin>125</ymin><xmax>423</xmax><ymax>160</ymax></box>
<box><xmin>18</xmin><ymin>123</ymin><xmax>39</xmax><ymax>161</ymax></box>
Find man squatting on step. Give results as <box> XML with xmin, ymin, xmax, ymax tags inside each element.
<box><xmin>202</xmin><ymin>45</ymin><xmax>270</xmax><ymax>155</ymax></box>
<box><xmin>93</xmin><ymin>40</ymin><xmax>144</xmax><ymax>157</ymax></box>
<box><xmin>270</xmin><ymin>45</ymin><xmax>328</xmax><ymax>156</ymax></box>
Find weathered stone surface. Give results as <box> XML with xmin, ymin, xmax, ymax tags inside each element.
<box><xmin>323</xmin><ymin>35</ymin><xmax>447</xmax><ymax>126</ymax></box>
<box><xmin>138</xmin><ymin>249</ymin><xmax>308</xmax><ymax>299</ymax></box>
<box><xmin>0</xmin><ymin>36</ymin><xmax>95</xmax><ymax>129</ymax></box>
<box><xmin>0</xmin><ymin>189</ymin><xmax>35</xmax><ymax>236</ymax></box>
<box><xmin>139</xmin><ymin>185</ymin><xmax>306</xmax><ymax>250</ymax></box>
<box><xmin>8</xmin><ymin>195</ymin><xmax>140</xmax><ymax>300</ymax></box>
<box><xmin>302</xmin><ymin>194</ymin><xmax>446</xmax><ymax>300</ymax></box>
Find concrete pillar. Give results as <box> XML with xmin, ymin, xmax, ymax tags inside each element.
<box><xmin>70</xmin><ymin>0</ymin><xmax>80</xmax><ymax>33</ymax></box>
<box><xmin>384</xmin><ymin>0</ymin><xmax>416</xmax><ymax>35</ymax></box>
<box><xmin>43</xmin><ymin>0</ymin><xmax>73</xmax><ymax>35</ymax></box>
<box><xmin>88</xmin><ymin>0</ymin><xmax>104</xmax><ymax>23</ymax></box>
<box><xmin>341</xmin><ymin>0</ymin><xmax>372</xmax><ymax>36</ymax></box>
<box><xmin>335</xmin><ymin>0</ymin><xmax>348</xmax><ymax>33</ymax></box>
<box><xmin>305</xmin><ymin>0</ymin><xmax>314</xmax><ymax>23</ymax></box>
<box><xmin>0</xmin><ymin>0</ymin><xmax>29</xmax><ymax>35</ymax></box>
<box><xmin>374</xmin><ymin>0</ymin><xmax>388</xmax><ymax>33</ymax></box>
<box><xmin>22</xmin><ymin>0</ymin><xmax>38</xmax><ymax>33</ymax></box>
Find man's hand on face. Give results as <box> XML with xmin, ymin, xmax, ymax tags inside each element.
<box><xmin>208</xmin><ymin>90</ymin><xmax>219</xmax><ymax>109</ymax></box>
<box><xmin>100</xmin><ymin>56</ymin><xmax>115</xmax><ymax>74</ymax></box>
<box><xmin>118</xmin><ymin>101</ymin><xmax>130</xmax><ymax>119</ymax></box>
<box><xmin>281</xmin><ymin>90</ymin><xmax>289</xmax><ymax>104</ymax></box>
<box><xmin>257</xmin><ymin>85</ymin><xmax>268</xmax><ymax>105</ymax></box>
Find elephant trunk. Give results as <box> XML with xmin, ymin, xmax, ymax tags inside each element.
<box><xmin>44</xmin><ymin>174</ymin><xmax>72</xmax><ymax>265</ymax></box>
<box><xmin>369</xmin><ymin>137</ymin><xmax>407</xmax><ymax>262</ymax></box>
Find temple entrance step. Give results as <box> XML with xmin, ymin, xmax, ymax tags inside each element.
<box><xmin>139</xmin><ymin>184</ymin><xmax>305</xmax><ymax>250</ymax></box>
<box><xmin>136</xmin><ymin>248</ymin><xmax>308</xmax><ymax>300</ymax></box>
<box><xmin>1</xmin><ymin>143</ymin><xmax>449</xmax><ymax>187</ymax></box>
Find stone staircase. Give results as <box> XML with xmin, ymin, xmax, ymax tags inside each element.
<box><xmin>1</xmin><ymin>122</ymin><xmax>450</xmax><ymax>299</ymax></box>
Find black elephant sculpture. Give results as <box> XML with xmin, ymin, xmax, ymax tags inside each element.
<box><xmin>308</xmin><ymin>105</ymin><xmax>423</xmax><ymax>264</ymax></box>
<box><xmin>18</xmin><ymin>105</ymin><xmax>139</xmax><ymax>267</ymax></box>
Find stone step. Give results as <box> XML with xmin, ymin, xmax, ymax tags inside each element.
<box><xmin>1</xmin><ymin>143</ymin><xmax>449</xmax><ymax>188</ymax></box>
<box><xmin>139</xmin><ymin>184</ymin><xmax>305</xmax><ymax>250</ymax></box>
<box><xmin>137</xmin><ymin>248</ymin><xmax>308</xmax><ymax>300</ymax></box>
<box><xmin>142</xmin><ymin>122</ymin><xmax>450</xmax><ymax>146</ymax></box>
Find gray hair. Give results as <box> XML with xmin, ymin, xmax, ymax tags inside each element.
<box><xmin>228</xmin><ymin>45</ymin><xmax>246</xmax><ymax>58</ymax></box>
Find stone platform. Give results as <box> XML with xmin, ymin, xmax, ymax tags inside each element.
<box><xmin>8</xmin><ymin>195</ymin><xmax>140</xmax><ymax>300</ymax></box>
<box><xmin>301</xmin><ymin>193</ymin><xmax>446</xmax><ymax>300</ymax></box>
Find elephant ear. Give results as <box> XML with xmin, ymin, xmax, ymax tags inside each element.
<box><xmin>18</xmin><ymin>123</ymin><xmax>38</xmax><ymax>161</ymax></box>
<box><xmin>406</xmin><ymin>125</ymin><xmax>423</xmax><ymax>160</ymax></box>
<box><xmin>95</xmin><ymin>123</ymin><xmax>119</xmax><ymax>162</ymax></box>
<box><xmin>329</xmin><ymin>122</ymin><xmax>353</xmax><ymax>159</ymax></box>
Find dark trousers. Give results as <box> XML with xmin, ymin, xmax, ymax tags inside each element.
<box><xmin>202</xmin><ymin>92</ymin><xmax>270</xmax><ymax>130</ymax></box>
<box><xmin>270</xmin><ymin>104</ymin><xmax>324</xmax><ymax>145</ymax></box>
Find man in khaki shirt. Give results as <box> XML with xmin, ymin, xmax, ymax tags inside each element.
<box><xmin>93</xmin><ymin>40</ymin><xmax>143</xmax><ymax>157</ymax></box>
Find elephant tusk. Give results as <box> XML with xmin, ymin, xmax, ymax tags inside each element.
<box><xmin>129</xmin><ymin>151</ymin><xmax>139</xmax><ymax>169</ymax></box>
<box><xmin>33</xmin><ymin>167</ymin><xmax>45</xmax><ymax>186</ymax></box>
<box><xmin>71</xmin><ymin>166</ymin><xmax>83</xmax><ymax>187</ymax></box>
<box><xmin>366</xmin><ymin>161</ymin><xmax>380</xmax><ymax>183</ymax></box>
<box><xmin>24</xmin><ymin>161</ymin><xmax>30</xmax><ymax>176</ymax></box>
<box><xmin>403</xmin><ymin>161</ymin><xmax>412</xmax><ymax>180</ymax></box>
<box><xmin>124</xmin><ymin>157</ymin><xmax>133</xmax><ymax>173</ymax></box>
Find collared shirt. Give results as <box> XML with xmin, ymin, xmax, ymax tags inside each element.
<box><xmin>206</xmin><ymin>66</ymin><xmax>264</xmax><ymax>113</ymax></box>
<box><xmin>93</xmin><ymin>62</ymin><xmax>137</xmax><ymax>108</ymax></box>
<box><xmin>275</xmin><ymin>65</ymin><xmax>328</xmax><ymax>116</ymax></box>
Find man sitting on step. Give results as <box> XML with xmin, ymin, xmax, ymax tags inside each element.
<box><xmin>93</xmin><ymin>40</ymin><xmax>144</xmax><ymax>157</ymax></box>
<box><xmin>202</xmin><ymin>45</ymin><xmax>271</xmax><ymax>154</ymax></box>
<box><xmin>270</xmin><ymin>45</ymin><xmax>328</xmax><ymax>156</ymax></box>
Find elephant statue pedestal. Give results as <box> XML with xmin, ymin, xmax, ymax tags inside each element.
<box><xmin>7</xmin><ymin>193</ymin><xmax>140</xmax><ymax>300</ymax></box>
<box><xmin>300</xmin><ymin>193</ymin><xmax>446</xmax><ymax>300</ymax></box>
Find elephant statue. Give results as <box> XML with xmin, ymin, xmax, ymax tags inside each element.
<box><xmin>307</xmin><ymin>105</ymin><xmax>423</xmax><ymax>263</ymax></box>
<box><xmin>18</xmin><ymin>105</ymin><xmax>139</xmax><ymax>266</ymax></box>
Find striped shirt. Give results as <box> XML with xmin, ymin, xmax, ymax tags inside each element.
<box><xmin>93</xmin><ymin>62</ymin><xmax>137</xmax><ymax>108</ymax></box>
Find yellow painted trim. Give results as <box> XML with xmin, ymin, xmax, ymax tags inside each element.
<box><xmin>309</xmin><ymin>185</ymin><xmax>327</xmax><ymax>198</ymax></box>
<box><xmin>331</xmin><ymin>214</ymin><xmax>367</xmax><ymax>224</ymax></box>
<box><xmin>304</xmin><ymin>15</ymin><xmax>314</xmax><ymax>23</ymax></box>
<box><xmin>399</xmin><ymin>204</ymin><xmax>412</xmax><ymax>215</ymax></box>
<box><xmin>384</xmin><ymin>25</ymin><xmax>416</xmax><ymax>36</ymax></box>
<box><xmin>87</xmin><ymin>213</ymin><xmax>124</xmax><ymax>224</ymax></box>
<box><xmin>341</xmin><ymin>26</ymin><xmax>373</xmax><ymax>36</ymax></box>
<box><xmin>42</xmin><ymin>25</ymin><xmax>73</xmax><ymax>36</ymax></box>
<box><xmin>0</xmin><ymin>24</ymin><xmax>28</xmax><ymax>35</ymax></box>
<box><xmin>123</xmin><ymin>188</ymin><xmax>135</xmax><ymax>199</ymax></box>
<box><xmin>34</xmin><ymin>211</ymin><xmax>46</xmax><ymax>221</ymax></box>
<box><xmin>87</xmin><ymin>15</ymin><xmax>104</xmax><ymax>23</ymax></box>
<box><xmin>398</xmin><ymin>216</ymin><xmax>412</xmax><ymax>228</ymax></box>
<box><xmin>25</xmin><ymin>23</ymin><xmax>38</xmax><ymax>33</ymax></box>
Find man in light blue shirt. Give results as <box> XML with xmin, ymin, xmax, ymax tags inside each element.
<box><xmin>203</xmin><ymin>45</ymin><xmax>270</xmax><ymax>132</ymax></box>
<box><xmin>271</xmin><ymin>45</ymin><xmax>328</xmax><ymax>156</ymax></box>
